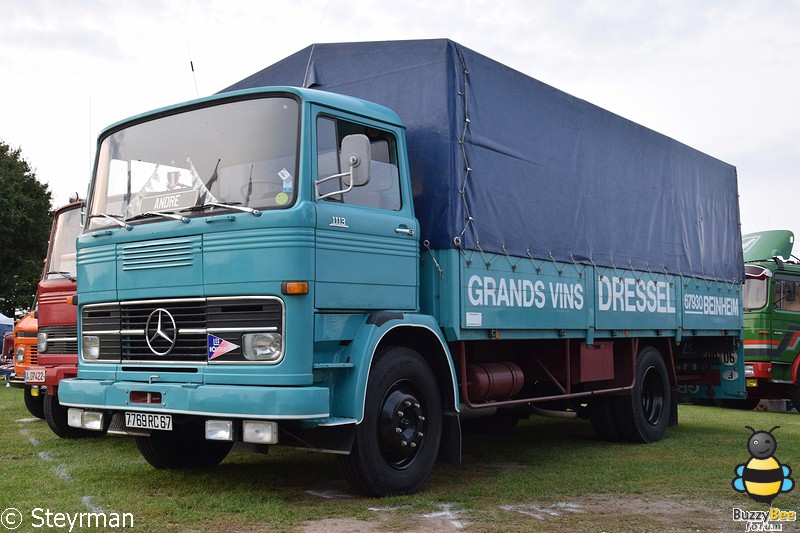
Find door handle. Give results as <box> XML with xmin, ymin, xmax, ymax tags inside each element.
<box><xmin>395</xmin><ymin>227</ymin><xmax>415</xmax><ymax>236</ymax></box>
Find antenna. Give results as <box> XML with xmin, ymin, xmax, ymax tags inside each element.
<box><xmin>186</xmin><ymin>40</ymin><xmax>200</xmax><ymax>98</ymax></box>
<box><xmin>303</xmin><ymin>0</ymin><xmax>331</xmax><ymax>87</ymax></box>
<box><xmin>88</xmin><ymin>96</ymin><xmax>92</xmax><ymax>174</ymax></box>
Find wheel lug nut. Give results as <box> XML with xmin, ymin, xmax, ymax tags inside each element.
<box><xmin>418</xmin><ymin>416</ymin><xmax>425</xmax><ymax>421</ymax></box>
<box><xmin>397</xmin><ymin>410</ymin><xmax>404</xmax><ymax>417</ymax></box>
<box><xmin>414</xmin><ymin>403</ymin><xmax>420</xmax><ymax>408</ymax></box>
<box><xmin>401</xmin><ymin>441</ymin><xmax>408</xmax><ymax>446</ymax></box>
<box><xmin>395</xmin><ymin>427</ymin><xmax>402</xmax><ymax>433</ymax></box>
<box><xmin>418</xmin><ymin>432</ymin><xmax>424</xmax><ymax>438</ymax></box>
<box><xmin>409</xmin><ymin>442</ymin><xmax>417</xmax><ymax>448</ymax></box>
<box><xmin>404</xmin><ymin>400</ymin><xmax>412</xmax><ymax>407</ymax></box>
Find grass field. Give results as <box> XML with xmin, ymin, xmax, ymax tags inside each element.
<box><xmin>1</xmin><ymin>385</ymin><xmax>797</xmax><ymax>532</ymax></box>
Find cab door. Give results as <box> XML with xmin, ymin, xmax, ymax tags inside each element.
<box><xmin>770</xmin><ymin>274</ymin><xmax>800</xmax><ymax>382</ymax></box>
<box><xmin>313</xmin><ymin>111</ymin><xmax>418</xmax><ymax>311</ymax></box>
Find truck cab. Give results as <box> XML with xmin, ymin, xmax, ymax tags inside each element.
<box><xmin>9</xmin><ymin>311</ymin><xmax>41</xmax><ymax>418</ymax></box>
<box><xmin>741</xmin><ymin>230</ymin><xmax>800</xmax><ymax>410</ymax></box>
<box><xmin>24</xmin><ymin>200</ymin><xmax>87</xmax><ymax>436</ymax></box>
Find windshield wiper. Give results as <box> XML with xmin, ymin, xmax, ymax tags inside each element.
<box><xmin>125</xmin><ymin>211</ymin><xmax>190</xmax><ymax>224</ymax></box>
<box><xmin>181</xmin><ymin>201</ymin><xmax>260</xmax><ymax>217</ymax></box>
<box><xmin>89</xmin><ymin>213</ymin><xmax>132</xmax><ymax>230</ymax></box>
<box><xmin>46</xmin><ymin>271</ymin><xmax>76</xmax><ymax>282</ymax></box>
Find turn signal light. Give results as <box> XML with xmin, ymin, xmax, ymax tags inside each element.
<box><xmin>281</xmin><ymin>281</ymin><xmax>308</xmax><ymax>295</ymax></box>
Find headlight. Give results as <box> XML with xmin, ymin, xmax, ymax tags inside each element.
<box><xmin>242</xmin><ymin>333</ymin><xmax>282</xmax><ymax>362</ymax></box>
<box><xmin>15</xmin><ymin>347</ymin><xmax>24</xmax><ymax>362</ymax></box>
<box><xmin>744</xmin><ymin>364</ymin><xmax>754</xmax><ymax>377</ymax></box>
<box><xmin>82</xmin><ymin>336</ymin><xmax>100</xmax><ymax>360</ymax></box>
<box><xmin>37</xmin><ymin>333</ymin><xmax>48</xmax><ymax>353</ymax></box>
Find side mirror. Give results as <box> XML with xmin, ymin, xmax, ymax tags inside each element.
<box><xmin>340</xmin><ymin>134</ymin><xmax>371</xmax><ymax>187</ymax></box>
<box><xmin>316</xmin><ymin>134</ymin><xmax>372</xmax><ymax>200</ymax></box>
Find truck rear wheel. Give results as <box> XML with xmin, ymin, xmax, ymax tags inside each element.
<box><xmin>615</xmin><ymin>346</ymin><xmax>670</xmax><ymax>443</ymax></box>
<box><xmin>339</xmin><ymin>346</ymin><xmax>442</xmax><ymax>497</ymax></box>
<box><xmin>45</xmin><ymin>391</ymin><xmax>95</xmax><ymax>438</ymax></box>
<box><xmin>135</xmin><ymin>423</ymin><xmax>233</xmax><ymax>469</ymax></box>
<box><xmin>24</xmin><ymin>387</ymin><xmax>45</xmax><ymax>419</ymax></box>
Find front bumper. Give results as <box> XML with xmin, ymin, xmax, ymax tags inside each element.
<box><xmin>5</xmin><ymin>373</ymin><xmax>26</xmax><ymax>388</ymax></box>
<box><xmin>58</xmin><ymin>378</ymin><xmax>330</xmax><ymax>420</ymax></box>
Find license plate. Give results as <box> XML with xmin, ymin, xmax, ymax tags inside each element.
<box><xmin>125</xmin><ymin>412</ymin><xmax>172</xmax><ymax>431</ymax></box>
<box><xmin>25</xmin><ymin>369</ymin><xmax>45</xmax><ymax>383</ymax></box>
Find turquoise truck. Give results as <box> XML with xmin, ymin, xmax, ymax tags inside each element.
<box><xmin>740</xmin><ymin>230</ymin><xmax>800</xmax><ymax>410</ymax></box>
<box><xmin>59</xmin><ymin>39</ymin><xmax>744</xmax><ymax>496</ymax></box>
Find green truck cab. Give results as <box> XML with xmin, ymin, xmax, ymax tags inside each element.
<box><xmin>742</xmin><ymin>230</ymin><xmax>800</xmax><ymax>410</ymax></box>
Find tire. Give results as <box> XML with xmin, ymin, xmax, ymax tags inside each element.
<box><xmin>135</xmin><ymin>422</ymin><xmax>233</xmax><ymax>469</ymax></box>
<box><xmin>790</xmin><ymin>385</ymin><xmax>800</xmax><ymax>413</ymax></box>
<box><xmin>615</xmin><ymin>346</ymin><xmax>671</xmax><ymax>443</ymax></box>
<box><xmin>24</xmin><ymin>387</ymin><xmax>45</xmax><ymax>419</ymax></box>
<box><xmin>714</xmin><ymin>398</ymin><xmax>761</xmax><ymax>410</ymax></box>
<box><xmin>44</xmin><ymin>391</ymin><xmax>95</xmax><ymax>438</ymax></box>
<box><xmin>590</xmin><ymin>396</ymin><xmax>622</xmax><ymax>442</ymax></box>
<box><xmin>339</xmin><ymin>346</ymin><xmax>442</xmax><ymax>497</ymax></box>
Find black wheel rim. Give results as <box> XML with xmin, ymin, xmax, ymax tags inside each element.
<box><xmin>378</xmin><ymin>379</ymin><xmax>427</xmax><ymax>469</ymax></box>
<box><xmin>641</xmin><ymin>365</ymin><xmax>665</xmax><ymax>426</ymax></box>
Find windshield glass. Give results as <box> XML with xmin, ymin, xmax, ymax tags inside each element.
<box><xmin>743</xmin><ymin>265</ymin><xmax>770</xmax><ymax>311</ymax></box>
<box><xmin>46</xmin><ymin>206</ymin><xmax>82</xmax><ymax>279</ymax></box>
<box><xmin>88</xmin><ymin>96</ymin><xmax>299</xmax><ymax>229</ymax></box>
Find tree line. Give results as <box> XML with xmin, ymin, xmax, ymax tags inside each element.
<box><xmin>0</xmin><ymin>140</ymin><xmax>53</xmax><ymax>318</ymax></box>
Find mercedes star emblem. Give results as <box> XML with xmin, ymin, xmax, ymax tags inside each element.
<box><xmin>145</xmin><ymin>308</ymin><xmax>177</xmax><ymax>356</ymax></box>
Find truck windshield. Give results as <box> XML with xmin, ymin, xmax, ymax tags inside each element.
<box><xmin>743</xmin><ymin>265</ymin><xmax>770</xmax><ymax>311</ymax></box>
<box><xmin>46</xmin><ymin>206</ymin><xmax>82</xmax><ymax>280</ymax></box>
<box><xmin>88</xmin><ymin>96</ymin><xmax>299</xmax><ymax>230</ymax></box>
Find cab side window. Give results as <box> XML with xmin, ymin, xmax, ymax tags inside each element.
<box><xmin>316</xmin><ymin>116</ymin><xmax>401</xmax><ymax>210</ymax></box>
<box><xmin>774</xmin><ymin>276</ymin><xmax>800</xmax><ymax>312</ymax></box>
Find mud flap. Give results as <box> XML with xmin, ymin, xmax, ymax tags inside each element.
<box><xmin>437</xmin><ymin>411</ymin><xmax>462</xmax><ymax>464</ymax></box>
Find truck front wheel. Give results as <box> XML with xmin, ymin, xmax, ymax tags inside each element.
<box><xmin>790</xmin><ymin>384</ymin><xmax>800</xmax><ymax>413</ymax></box>
<box><xmin>339</xmin><ymin>346</ymin><xmax>442</xmax><ymax>497</ymax></box>
<box><xmin>24</xmin><ymin>387</ymin><xmax>45</xmax><ymax>419</ymax></box>
<box><xmin>45</xmin><ymin>391</ymin><xmax>95</xmax><ymax>438</ymax></box>
<box><xmin>135</xmin><ymin>423</ymin><xmax>233</xmax><ymax>469</ymax></box>
<box><xmin>616</xmin><ymin>346</ymin><xmax>670</xmax><ymax>443</ymax></box>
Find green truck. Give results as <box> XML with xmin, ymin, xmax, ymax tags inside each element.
<box><xmin>741</xmin><ymin>230</ymin><xmax>800</xmax><ymax>410</ymax></box>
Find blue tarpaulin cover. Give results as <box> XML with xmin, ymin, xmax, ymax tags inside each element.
<box><xmin>222</xmin><ymin>39</ymin><xmax>743</xmax><ymax>283</ymax></box>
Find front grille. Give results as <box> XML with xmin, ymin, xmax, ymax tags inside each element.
<box><xmin>121</xmin><ymin>238</ymin><xmax>197</xmax><ymax>271</ymax></box>
<box><xmin>39</xmin><ymin>325</ymin><xmax>78</xmax><ymax>354</ymax></box>
<box><xmin>83</xmin><ymin>297</ymin><xmax>283</xmax><ymax>363</ymax></box>
<box><xmin>122</xmin><ymin>299</ymin><xmax>207</xmax><ymax>362</ymax></box>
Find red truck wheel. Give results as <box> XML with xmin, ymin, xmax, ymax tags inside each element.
<box><xmin>24</xmin><ymin>388</ymin><xmax>45</xmax><ymax>419</ymax></box>
<box><xmin>339</xmin><ymin>346</ymin><xmax>442</xmax><ymax>497</ymax></box>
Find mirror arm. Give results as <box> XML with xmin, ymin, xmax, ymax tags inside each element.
<box><xmin>315</xmin><ymin>168</ymin><xmax>354</xmax><ymax>201</ymax></box>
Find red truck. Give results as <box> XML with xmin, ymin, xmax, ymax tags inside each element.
<box><xmin>24</xmin><ymin>199</ymin><xmax>87</xmax><ymax>437</ymax></box>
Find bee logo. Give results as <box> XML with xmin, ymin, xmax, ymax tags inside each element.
<box><xmin>732</xmin><ymin>426</ymin><xmax>794</xmax><ymax>505</ymax></box>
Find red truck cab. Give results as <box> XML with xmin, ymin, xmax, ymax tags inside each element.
<box><xmin>24</xmin><ymin>200</ymin><xmax>86</xmax><ymax>436</ymax></box>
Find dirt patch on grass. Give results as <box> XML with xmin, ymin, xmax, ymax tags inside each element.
<box><xmin>296</xmin><ymin>495</ymin><xmax>751</xmax><ymax>532</ymax></box>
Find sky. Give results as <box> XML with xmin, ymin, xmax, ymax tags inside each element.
<box><xmin>1</xmin><ymin>0</ymin><xmax>799</xmax><ymax>245</ymax></box>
